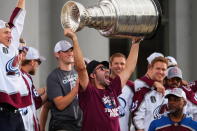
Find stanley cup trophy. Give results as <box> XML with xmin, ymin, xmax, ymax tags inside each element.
<box><xmin>61</xmin><ymin>0</ymin><xmax>161</xmax><ymax>38</ymax></box>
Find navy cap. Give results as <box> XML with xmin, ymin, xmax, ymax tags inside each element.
<box><xmin>86</xmin><ymin>60</ymin><xmax>109</xmax><ymax>75</ymax></box>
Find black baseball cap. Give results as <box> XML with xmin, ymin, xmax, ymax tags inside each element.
<box><xmin>86</xmin><ymin>60</ymin><xmax>109</xmax><ymax>75</ymax></box>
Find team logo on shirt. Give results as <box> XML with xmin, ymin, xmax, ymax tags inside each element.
<box><xmin>2</xmin><ymin>47</ymin><xmax>8</xmax><ymax>54</ymax></box>
<box><xmin>102</xmin><ymin>95</ymin><xmax>119</xmax><ymax>117</ymax></box>
<box><xmin>153</xmin><ymin>104</ymin><xmax>168</xmax><ymax>119</ymax></box>
<box><xmin>33</xmin><ymin>88</ymin><xmax>39</xmax><ymax>97</ymax></box>
<box><xmin>118</xmin><ymin>97</ymin><xmax>126</xmax><ymax>117</ymax></box>
<box><xmin>62</xmin><ymin>74</ymin><xmax>78</xmax><ymax>89</ymax></box>
<box><xmin>130</xmin><ymin>100</ymin><xmax>138</xmax><ymax>112</ymax></box>
<box><xmin>18</xmin><ymin>107</ymin><xmax>28</xmax><ymax>115</ymax></box>
<box><xmin>6</xmin><ymin>56</ymin><xmax>20</xmax><ymax>76</ymax></box>
<box><xmin>150</xmin><ymin>96</ymin><xmax>156</xmax><ymax>103</ymax></box>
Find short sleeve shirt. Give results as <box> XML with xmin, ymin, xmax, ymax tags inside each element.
<box><xmin>79</xmin><ymin>76</ymin><xmax>122</xmax><ymax>131</ymax></box>
<box><xmin>47</xmin><ymin>68</ymin><xmax>82</xmax><ymax>130</ymax></box>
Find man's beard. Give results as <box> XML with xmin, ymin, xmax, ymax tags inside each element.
<box><xmin>170</xmin><ymin>84</ymin><xmax>179</xmax><ymax>88</ymax></box>
<box><xmin>168</xmin><ymin>108</ymin><xmax>182</xmax><ymax>117</ymax></box>
<box><xmin>29</xmin><ymin>70</ymin><xmax>35</xmax><ymax>75</ymax></box>
<box><xmin>168</xmin><ymin>109</ymin><xmax>176</xmax><ymax>114</ymax></box>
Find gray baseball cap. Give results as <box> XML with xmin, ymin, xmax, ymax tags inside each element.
<box><xmin>167</xmin><ymin>67</ymin><xmax>182</xmax><ymax>79</ymax></box>
<box><xmin>54</xmin><ymin>40</ymin><xmax>73</xmax><ymax>53</ymax></box>
<box><xmin>26</xmin><ymin>47</ymin><xmax>46</xmax><ymax>62</ymax></box>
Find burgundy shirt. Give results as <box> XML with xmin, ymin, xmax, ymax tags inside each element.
<box><xmin>79</xmin><ymin>76</ymin><xmax>122</xmax><ymax>131</ymax></box>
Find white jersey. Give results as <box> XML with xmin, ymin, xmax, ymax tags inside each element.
<box><xmin>19</xmin><ymin>71</ymin><xmax>41</xmax><ymax>131</ymax></box>
<box><xmin>181</xmin><ymin>81</ymin><xmax>197</xmax><ymax>121</ymax></box>
<box><xmin>118</xmin><ymin>84</ymin><xmax>134</xmax><ymax>131</ymax></box>
<box><xmin>134</xmin><ymin>79</ymin><xmax>150</xmax><ymax>92</ymax></box>
<box><xmin>134</xmin><ymin>89</ymin><xmax>165</xmax><ymax>131</ymax></box>
<box><xmin>131</xmin><ymin>79</ymin><xmax>197</xmax><ymax>131</ymax></box>
<box><xmin>131</xmin><ymin>78</ymin><xmax>167</xmax><ymax>131</ymax></box>
<box><xmin>0</xmin><ymin>8</ymin><xmax>31</xmax><ymax>108</ymax></box>
<box><xmin>181</xmin><ymin>99</ymin><xmax>197</xmax><ymax>121</ymax></box>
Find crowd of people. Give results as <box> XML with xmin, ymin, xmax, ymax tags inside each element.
<box><xmin>0</xmin><ymin>0</ymin><xmax>197</xmax><ymax>131</ymax></box>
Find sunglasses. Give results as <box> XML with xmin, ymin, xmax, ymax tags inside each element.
<box><xmin>169</xmin><ymin>77</ymin><xmax>182</xmax><ymax>82</ymax></box>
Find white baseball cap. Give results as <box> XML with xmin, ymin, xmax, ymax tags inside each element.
<box><xmin>84</xmin><ymin>57</ymin><xmax>91</xmax><ymax>65</ymax></box>
<box><xmin>165</xmin><ymin>88</ymin><xmax>186</xmax><ymax>100</ymax></box>
<box><xmin>26</xmin><ymin>47</ymin><xmax>45</xmax><ymax>61</ymax></box>
<box><xmin>147</xmin><ymin>52</ymin><xmax>164</xmax><ymax>64</ymax></box>
<box><xmin>54</xmin><ymin>40</ymin><xmax>73</xmax><ymax>53</ymax></box>
<box><xmin>0</xmin><ymin>20</ymin><xmax>6</xmax><ymax>29</ymax></box>
<box><xmin>166</xmin><ymin>56</ymin><xmax>178</xmax><ymax>67</ymax></box>
<box><xmin>167</xmin><ymin>67</ymin><xmax>182</xmax><ymax>79</ymax></box>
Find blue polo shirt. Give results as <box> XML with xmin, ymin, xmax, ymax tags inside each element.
<box><xmin>148</xmin><ymin>114</ymin><xmax>197</xmax><ymax>131</ymax></box>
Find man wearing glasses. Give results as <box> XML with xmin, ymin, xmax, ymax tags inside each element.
<box><xmin>165</xmin><ymin>66</ymin><xmax>197</xmax><ymax>121</ymax></box>
<box><xmin>64</xmin><ymin>28</ymin><xmax>143</xmax><ymax>131</ymax></box>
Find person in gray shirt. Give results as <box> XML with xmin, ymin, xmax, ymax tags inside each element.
<box><xmin>47</xmin><ymin>40</ymin><xmax>82</xmax><ymax>131</ymax></box>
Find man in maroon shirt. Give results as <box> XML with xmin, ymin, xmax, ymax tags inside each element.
<box><xmin>63</xmin><ymin>28</ymin><xmax>143</xmax><ymax>131</ymax></box>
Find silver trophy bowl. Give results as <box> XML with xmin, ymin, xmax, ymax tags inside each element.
<box><xmin>61</xmin><ymin>0</ymin><xmax>161</xmax><ymax>38</ymax></box>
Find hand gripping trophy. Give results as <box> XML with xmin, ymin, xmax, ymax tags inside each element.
<box><xmin>61</xmin><ymin>0</ymin><xmax>161</xmax><ymax>38</ymax></box>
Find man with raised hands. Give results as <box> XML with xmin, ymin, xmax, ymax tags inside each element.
<box><xmin>109</xmin><ymin>52</ymin><xmax>135</xmax><ymax>131</ymax></box>
<box><xmin>64</xmin><ymin>28</ymin><xmax>143</xmax><ymax>131</ymax></box>
<box><xmin>0</xmin><ymin>0</ymin><xmax>32</xmax><ymax>131</ymax></box>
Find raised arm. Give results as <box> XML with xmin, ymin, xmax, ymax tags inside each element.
<box><xmin>9</xmin><ymin>0</ymin><xmax>26</xmax><ymax>47</ymax></box>
<box><xmin>17</xmin><ymin>0</ymin><xmax>25</xmax><ymax>9</ymax></box>
<box><xmin>119</xmin><ymin>36</ymin><xmax>143</xmax><ymax>87</ymax></box>
<box><xmin>64</xmin><ymin>29</ymin><xmax>89</xmax><ymax>90</ymax></box>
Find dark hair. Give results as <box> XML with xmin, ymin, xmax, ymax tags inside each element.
<box><xmin>21</xmin><ymin>60</ymin><xmax>32</xmax><ymax>66</ymax></box>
